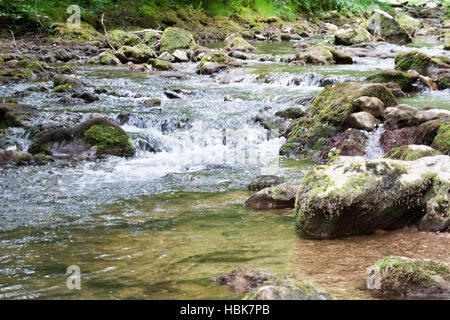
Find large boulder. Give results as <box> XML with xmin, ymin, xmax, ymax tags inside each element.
<box><xmin>367</xmin><ymin>9</ymin><xmax>412</xmax><ymax>44</ymax></box>
<box><xmin>0</xmin><ymin>103</ymin><xmax>38</xmax><ymax>128</ymax></box>
<box><xmin>225</xmin><ymin>34</ymin><xmax>256</xmax><ymax>52</ymax></box>
<box><xmin>245</xmin><ymin>184</ymin><xmax>297</xmax><ymax>210</ymax></box>
<box><xmin>394</xmin><ymin>51</ymin><xmax>450</xmax><ymax>75</ymax></box>
<box><xmin>159</xmin><ymin>27</ymin><xmax>198</xmax><ymax>53</ymax></box>
<box><xmin>115</xmin><ymin>44</ymin><xmax>157</xmax><ymax>64</ymax></box>
<box><xmin>367</xmin><ymin>256</ymin><xmax>450</xmax><ymax>297</ymax></box>
<box><xmin>295</xmin><ymin>155</ymin><xmax>450</xmax><ymax>239</ymax></box>
<box><xmin>295</xmin><ymin>45</ymin><xmax>353</xmax><ymax>65</ymax></box>
<box><xmin>334</xmin><ymin>27</ymin><xmax>371</xmax><ymax>45</ymax></box>
<box><xmin>309</xmin><ymin>82</ymin><xmax>397</xmax><ymax>126</ymax></box>
<box><xmin>28</xmin><ymin>117</ymin><xmax>135</xmax><ymax>159</ymax></box>
<box><xmin>366</xmin><ymin>69</ymin><xmax>414</xmax><ymax>92</ymax></box>
<box><xmin>395</xmin><ymin>13</ymin><xmax>421</xmax><ymax>35</ymax></box>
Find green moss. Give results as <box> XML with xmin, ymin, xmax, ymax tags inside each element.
<box><xmin>151</xmin><ymin>59</ymin><xmax>170</xmax><ymax>70</ymax></box>
<box><xmin>432</xmin><ymin>122</ymin><xmax>450</xmax><ymax>154</ymax></box>
<box><xmin>198</xmin><ymin>52</ymin><xmax>229</xmax><ymax>68</ymax></box>
<box><xmin>279</xmin><ymin>142</ymin><xmax>301</xmax><ymax>156</ymax></box>
<box><xmin>82</xmin><ymin>124</ymin><xmax>135</xmax><ymax>157</ymax></box>
<box><xmin>108</xmin><ymin>30</ymin><xmax>140</xmax><ymax>48</ymax></box>
<box><xmin>394</xmin><ymin>51</ymin><xmax>450</xmax><ymax>75</ymax></box>
<box><xmin>33</xmin><ymin>153</ymin><xmax>54</xmax><ymax>165</ymax></box>
<box><xmin>51</xmin><ymin>22</ymin><xmax>103</xmax><ymax>42</ymax></box>
<box><xmin>159</xmin><ymin>27</ymin><xmax>197</xmax><ymax>53</ymax></box>
<box><xmin>366</xmin><ymin>70</ymin><xmax>413</xmax><ymax>92</ymax></box>
<box><xmin>383</xmin><ymin>145</ymin><xmax>442</xmax><ymax>161</ymax></box>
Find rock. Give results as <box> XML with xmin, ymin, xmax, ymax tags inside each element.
<box><xmin>0</xmin><ymin>103</ymin><xmax>38</xmax><ymax>128</ymax></box>
<box><xmin>142</xmin><ymin>99</ymin><xmax>161</xmax><ymax>107</ymax></box>
<box><xmin>53</xmin><ymin>75</ymin><xmax>84</xmax><ymax>90</ymax></box>
<box><xmin>245</xmin><ymin>184</ymin><xmax>297</xmax><ymax>210</ymax></box>
<box><xmin>366</xmin><ymin>69</ymin><xmax>414</xmax><ymax>92</ymax></box>
<box><xmin>172</xmin><ymin>49</ymin><xmax>189</xmax><ymax>62</ymax></box>
<box><xmin>367</xmin><ymin>9</ymin><xmax>412</xmax><ymax>44</ymax></box>
<box><xmin>432</xmin><ymin>121</ymin><xmax>450</xmax><ymax>155</ymax></box>
<box><xmin>115</xmin><ymin>44</ymin><xmax>157</xmax><ymax>64</ymax></box>
<box><xmin>164</xmin><ymin>91</ymin><xmax>182</xmax><ymax>99</ymax></box>
<box><xmin>71</xmin><ymin>92</ymin><xmax>100</xmax><ymax>103</ymax></box>
<box><xmin>367</xmin><ymin>256</ymin><xmax>450</xmax><ymax>297</ymax></box>
<box><xmin>248</xmin><ymin>175</ymin><xmax>282</xmax><ymax>191</ymax></box>
<box><xmin>344</xmin><ymin>111</ymin><xmax>381</xmax><ymax>131</ymax></box>
<box><xmin>295</xmin><ymin>155</ymin><xmax>450</xmax><ymax>239</ymax></box>
<box><xmin>197</xmin><ymin>53</ymin><xmax>230</xmax><ymax>75</ymax></box>
<box><xmin>383</xmin><ymin>144</ymin><xmax>442</xmax><ymax>161</ymax></box>
<box><xmin>275</xmin><ymin>107</ymin><xmax>306</xmax><ymax>119</ymax></box>
<box><xmin>225</xmin><ymin>34</ymin><xmax>256</xmax><ymax>52</ymax></box>
<box><xmin>407</xmin><ymin>69</ymin><xmax>419</xmax><ymax>80</ymax></box>
<box><xmin>214</xmin><ymin>268</ymin><xmax>274</xmax><ymax>294</ymax></box>
<box><xmin>413</xmin><ymin>109</ymin><xmax>450</xmax><ymax>124</ymax></box>
<box><xmin>418</xmin><ymin>75</ymin><xmax>438</xmax><ymax>91</ymax></box>
<box><xmin>383</xmin><ymin>104</ymin><xmax>418</xmax><ymax>130</ymax></box>
<box><xmin>28</xmin><ymin>117</ymin><xmax>135</xmax><ymax>159</ymax></box>
<box><xmin>394</xmin><ymin>51</ymin><xmax>450</xmax><ymax>75</ymax></box>
<box><xmin>228</xmin><ymin>51</ymin><xmax>248</xmax><ymax>60</ymax></box>
<box><xmin>352</xmin><ymin>96</ymin><xmax>385</xmax><ymax>119</ymax></box>
<box><xmin>150</xmin><ymin>59</ymin><xmax>172</xmax><ymax>71</ymax></box>
<box><xmin>309</xmin><ymin>82</ymin><xmax>397</xmax><ymax>126</ymax></box>
<box><xmin>334</xmin><ymin>27</ymin><xmax>371</xmax><ymax>45</ymax></box>
<box><xmin>419</xmin><ymin>180</ymin><xmax>450</xmax><ymax>232</ymax></box>
<box><xmin>395</xmin><ymin>13</ymin><xmax>421</xmax><ymax>35</ymax></box>
<box><xmin>158</xmin><ymin>52</ymin><xmax>175</xmax><ymax>62</ymax></box>
<box><xmin>436</xmin><ymin>70</ymin><xmax>450</xmax><ymax>90</ymax></box>
<box><xmin>296</xmin><ymin>45</ymin><xmax>353</xmax><ymax>65</ymax></box>
<box><xmin>0</xmin><ymin>150</ymin><xmax>33</xmax><ymax>166</ymax></box>
<box><xmin>107</xmin><ymin>30</ymin><xmax>140</xmax><ymax>48</ymax></box>
<box><xmin>159</xmin><ymin>27</ymin><xmax>198</xmax><ymax>53</ymax></box>
<box><xmin>384</xmin><ymin>82</ymin><xmax>406</xmax><ymax>98</ymax></box>
<box><xmin>322</xmin><ymin>129</ymin><xmax>368</xmax><ymax>160</ymax></box>
<box><xmin>243</xmin><ymin>277</ymin><xmax>333</xmax><ymax>300</ymax></box>
<box><xmin>51</xmin><ymin>21</ymin><xmax>103</xmax><ymax>41</ymax></box>
<box><xmin>98</xmin><ymin>51</ymin><xmax>121</xmax><ymax>65</ymax></box>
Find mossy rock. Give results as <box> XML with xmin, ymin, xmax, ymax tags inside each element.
<box><xmin>108</xmin><ymin>30</ymin><xmax>141</xmax><ymax>48</ymax></box>
<box><xmin>198</xmin><ymin>52</ymin><xmax>229</xmax><ymax>68</ymax></box>
<box><xmin>296</xmin><ymin>45</ymin><xmax>352</xmax><ymax>65</ymax></box>
<box><xmin>28</xmin><ymin>117</ymin><xmax>135</xmax><ymax>158</ymax></box>
<box><xmin>309</xmin><ymin>82</ymin><xmax>397</xmax><ymax>126</ymax></box>
<box><xmin>295</xmin><ymin>155</ymin><xmax>450</xmax><ymax>239</ymax></box>
<box><xmin>367</xmin><ymin>10</ymin><xmax>412</xmax><ymax>44</ymax></box>
<box><xmin>366</xmin><ymin>69</ymin><xmax>414</xmax><ymax>92</ymax></box>
<box><xmin>394</xmin><ymin>51</ymin><xmax>450</xmax><ymax>75</ymax></box>
<box><xmin>159</xmin><ymin>27</ymin><xmax>198</xmax><ymax>53</ymax></box>
<box><xmin>150</xmin><ymin>59</ymin><xmax>170</xmax><ymax>70</ymax></box>
<box><xmin>51</xmin><ymin>22</ymin><xmax>103</xmax><ymax>41</ymax></box>
<box><xmin>99</xmin><ymin>51</ymin><xmax>121</xmax><ymax>65</ymax></box>
<box><xmin>225</xmin><ymin>34</ymin><xmax>255</xmax><ymax>52</ymax></box>
<box><xmin>33</xmin><ymin>153</ymin><xmax>55</xmax><ymax>165</ymax></box>
<box><xmin>275</xmin><ymin>107</ymin><xmax>306</xmax><ymax>119</ymax></box>
<box><xmin>54</xmin><ymin>83</ymin><xmax>71</xmax><ymax>93</ymax></box>
<box><xmin>115</xmin><ymin>44</ymin><xmax>157</xmax><ymax>64</ymax></box>
<box><xmin>367</xmin><ymin>256</ymin><xmax>450</xmax><ymax>297</ymax></box>
<box><xmin>395</xmin><ymin>13</ymin><xmax>421</xmax><ymax>35</ymax></box>
<box><xmin>53</xmin><ymin>75</ymin><xmax>84</xmax><ymax>89</ymax></box>
<box><xmin>0</xmin><ymin>102</ymin><xmax>38</xmax><ymax>129</ymax></box>
<box><xmin>334</xmin><ymin>27</ymin><xmax>371</xmax><ymax>45</ymax></box>
<box><xmin>432</xmin><ymin>121</ymin><xmax>450</xmax><ymax>155</ymax></box>
<box><xmin>383</xmin><ymin>145</ymin><xmax>442</xmax><ymax>161</ymax></box>
<box><xmin>0</xmin><ymin>150</ymin><xmax>33</xmax><ymax>166</ymax></box>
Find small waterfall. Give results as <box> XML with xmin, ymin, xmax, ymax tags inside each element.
<box><xmin>364</xmin><ymin>125</ymin><xmax>386</xmax><ymax>160</ymax></box>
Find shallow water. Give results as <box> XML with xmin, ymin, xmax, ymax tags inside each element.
<box><xmin>0</xmin><ymin>40</ymin><xmax>449</xmax><ymax>300</ymax></box>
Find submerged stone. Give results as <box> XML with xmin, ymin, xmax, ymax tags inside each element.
<box><xmin>246</xmin><ymin>184</ymin><xmax>297</xmax><ymax>210</ymax></box>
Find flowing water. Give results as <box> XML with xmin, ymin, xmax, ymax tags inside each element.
<box><xmin>0</xmin><ymin>40</ymin><xmax>449</xmax><ymax>300</ymax></box>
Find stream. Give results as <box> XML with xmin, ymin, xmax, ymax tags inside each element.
<box><xmin>0</xmin><ymin>40</ymin><xmax>449</xmax><ymax>300</ymax></box>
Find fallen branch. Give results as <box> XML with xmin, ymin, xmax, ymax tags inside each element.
<box><xmin>129</xmin><ymin>29</ymin><xmax>163</xmax><ymax>35</ymax></box>
<box><xmin>9</xmin><ymin>29</ymin><xmax>20</xmax><ymax>54</ymax></box>
<box><xmin>101</xmin><ymin>12</ymin><xmax>117</xmax><ymax>52</ymax></box>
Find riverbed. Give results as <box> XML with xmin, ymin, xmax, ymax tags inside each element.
<box><xmin>0</xmin><ymin>40</ymin><xmax>449</xmax><ymax>299</ymax></box>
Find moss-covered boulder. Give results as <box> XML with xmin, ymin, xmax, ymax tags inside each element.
<box><xmin>28</xmin><ymin>117</ymin><xmax>135</xmax><ymax>159</ymax></box>
<box><xmin>395</xmin><ymin>13</ymin><xmax>421</xmax><ymax>36</ymax></box>
<box><xmin>295</xmin><ymin>45</ymin><xmax>353</xmax><ymax>65</ymax></box>
<box><xmin>334</xmin><ymin>27</ymin><xmax>371</xmax><ymax>45</ymax></box>
<box><xmin>367</xmin><ymin>256</ymin><xmax>450</xmax><ymax>297</ymax></box>
<box><xmin>107</xmin><ymin>30</ymin><xmax>140</xmax><ymax>48</ymax></box>
<box><xmin>149</xmin><ymin>59</ymin><xmax>171</xmax><ymax>71</ymax></box>
<box><xmin>366</xmin><ymin>69</ymin><xmax>414</xmax><ymax>92</ymax></box>
<box><xmin>367</xmin><ymin>10</ymin><xmax>412</xmax><ymax>44</ymax></box>
<box><xmin>295</xmin><ymin>155</ymin><xmax>450</xmax><ymax>239</ymax></box>
<box><xmin>159</xmin><ymin>27</ymin><xmax>198</xmax><ymax>53</ymax></box>
<box><xmin>53</xmin><ymin>75</ymin><xmax>84</xmax><ymax>90</ymax></box>
<box><xmin>394</xmin><ymin>51</ymin><xmax>450</xmax><ymax>75</ymax></box>
<box><xmin>248</xmin><ymin>175</ymin><xmax>282</xmax><ymax>191</ymax></box>
<box><xmin>437</xmin><ymin>70</ymin><xmax>450</xmax><ymax>90</ymax></box>
<box><xmin>51</xmin><ymin>22</ymin><xmax>103</xmax><ymax>41</ymax></box>
<box><xmin>383</xmin><ymin>145</ymin><xmax>442</xmax><ymax>161</ymax></box>
<box><xmin>0</xmin><ymin>102</ymin><xmax>38</xmax><ymax>129</ymax></box>
<box><xmin>0</xmin><ymin>150</ymin><xmax>33</xmax><ymax>166</ymax></box>
<box><xmin>0</xmin><ymin>56</ymin><xmax>49</xmax><ymax>83</ymax></box>
<box><xmin>98</xmin><ymin>51</ymin><xmax>121</xmax><ymax>65</ymax></box>
<box><xmin>309</xmin><ymin>82</ymin><xmax>397</xmax><ymax>126</ymax></box>
<box><xmin>275</xmin><ymin>107</ymin><xmax>306</xmax><ymax>119</ymax></box>
<box><xmin>225</xmin><ymin>34</ymin><xmax>256</xmax><ymax>52</ymax></box>
<box><xmin>115</xmin><ymin>44</ymin><xmax>157</xmax><ymax>64</ymax></box>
